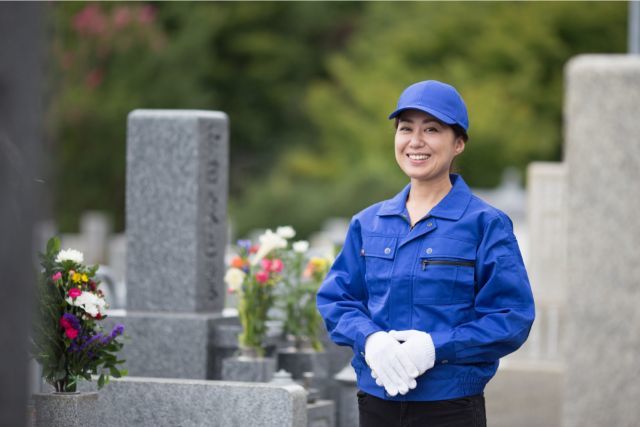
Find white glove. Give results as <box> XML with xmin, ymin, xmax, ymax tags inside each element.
<box><xmin>389</xmin><ymin>330</ymin><xmax>436</xmax><ymax>376</ymax></box>
<box><xmin>364</xmin><ymin>331</ymin><xmax>419</xmax><ymax>396</ymax></box>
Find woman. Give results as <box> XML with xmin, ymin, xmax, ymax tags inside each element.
<box><xmin>316</xmin><ymin>80</ymin><xmax>535</xmax><ymax>427</ymax></box>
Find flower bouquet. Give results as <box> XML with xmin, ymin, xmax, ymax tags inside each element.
<box><xmin>279</xmin><ymin>241</ymin><xmax>331</xmax><ymax>351</ymax></box>
<box><xmin>31</xmin><ymin>237</ymin><xmax>127</xmax><ymax>392</ymax></box>
<box><xmin>224</xmin><ymin>227</ymin><xmax>291</xmax><ymax>357</ymax></box>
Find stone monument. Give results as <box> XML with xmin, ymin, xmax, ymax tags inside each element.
<box><xmin>563</xmin><ymin>55</ymin><xmax>640</xmax><ymax>427</ymax></box>
<box><xmin>106</xmin><ymin>110</ymin><xmax>235</xmax><ymax>379</ymax></box>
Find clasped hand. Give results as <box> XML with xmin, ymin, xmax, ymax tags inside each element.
<box><xmin>364</xmin><ymin>330</ymin><xmax>435</xmax><ymax>396</ymax></box>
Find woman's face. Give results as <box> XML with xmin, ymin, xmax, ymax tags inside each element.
<box><xmin>394</xmin><ymin>109</ymin><xmax>465</xmax><ymax>183</ymax></box>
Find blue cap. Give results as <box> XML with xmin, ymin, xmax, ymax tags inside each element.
<box><xmin>388</xmin><ymin>80</ymin><xmax>469</xmax><ymax>132</ymax></box>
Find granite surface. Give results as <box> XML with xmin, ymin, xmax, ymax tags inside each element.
<box><xmin>103</xmin><ymin>310</ymin><xmax>233</xmax><ymax>379</ymax></box>
<box><xmin>563</xmin><ymin>55</ymin><xmax>640</xmax><ymax>427</ymax></box>
<box><xmin>222</xmin><ymin>356</ymin><xmax>277</xmax><ymax>383</ymax></box>
<box><xmin>79</xmin><ymin>376</ymin><xmax>307</xmax><ymax>427</ymax></box>
<box><xmin>33</xmin><ymin>392</ymin><xmax>99</xmax><ymax>427</ymax></box>
<box><xmin>306</xmin><ymin>400</ymin><xmax>335</xmax><ymax>427</ymax></box>
<box><xmin>126</xmin><ymin>110</ymin><xmax>228</xmax><ymax>313</ymax></box>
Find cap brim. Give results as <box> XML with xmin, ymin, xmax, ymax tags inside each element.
<box><xmin>388</xmin><ymin>105</ymin><xmax>457</xmax><ymax>126</ymax></box>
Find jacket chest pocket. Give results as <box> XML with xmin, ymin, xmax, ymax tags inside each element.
<box><xmin>414</xmin><ymin>237</ymin><xmax>477</xmax><ymax>305</ymax></box>
<box><xmin>362</xmin><ymin>235</ymin><xmax>398</xmax><ymax>296</ymax></box>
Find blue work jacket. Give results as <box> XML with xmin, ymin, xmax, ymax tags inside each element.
<box><xmin>317</xmin><ymin>174</ymin><xmax>535</xmax><ymax>401</ymax></box>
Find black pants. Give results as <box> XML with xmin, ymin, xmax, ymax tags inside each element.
<box><xmin>357</xmin><ymin>390</ymin><xmax>486</xmax><ymax>427</ymax></box>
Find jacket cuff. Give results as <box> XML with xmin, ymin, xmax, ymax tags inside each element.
<box><xmin>354</xmin><ymin>322</ymin><xmax>384</xmax><ymax>358</ymax></box>
<box><xmin>430</xmin><ymin>330</ymin><xmax>456</xmax><ymax>365</ymax></box>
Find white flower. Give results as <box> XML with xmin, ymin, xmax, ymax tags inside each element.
<box><xmin>55</xmin><ymin>248</ymin><xmax>84</xmax><ymax>264</ymax></box>
<box><xmin>276</xmin><ymin>226</ymin><xmax>296</xmax><ymax>239</ymax></box>
<box><xmin>224</xmin><ymin>268</ymin><xmax>246</xmax><ymax>292</ymax></box>
<box><xmin>66</xmin><ymin>291</ymin><xmax>106</xmax><ymax>317</ymax></box>
<box><xmin>251</xmin><ymin>229</ymin><xmax>288</xmax><ymax>265</ymax></box>
<box><xmin>293</xmin><ymin>240</ymin><xmax>309</xmax><ymax>253</ymax></box>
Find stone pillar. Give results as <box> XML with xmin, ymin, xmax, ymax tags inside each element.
<box><xmin>126</xmin><ymin>110</ymin><xmax>228</xmax><ymax>312</ymax></box>
<box><xmin>563</xmin><ymin>55</ymin><xmax>640</xmax><ymax>427</ymax></box>
<box><xmin>110</xmin><ymin>110</ymin><xmax>233</xmax><ymax>379</ymax></box>
<box><xmin>523</xmin><ymin>162</ymin><xmax>567</xmax><ymax>361</ymax></box>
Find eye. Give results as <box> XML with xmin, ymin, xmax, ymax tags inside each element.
<box><xmin>398</xmin><ymin>126</ymin><xmax>412</xmax><ymax>132</ymax></box>
<box><xmin>425</xmin><ymin>127</ymin><xmax>439</xmax><ymax>133</ymax></box>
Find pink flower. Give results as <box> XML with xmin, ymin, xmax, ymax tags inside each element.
<box><xmin>138</xmin><ymin>5</ymin><xmax>156</xmax><ymax>24</ymax></box>
<box><xmin>255</xmin><ymin>270</ymin><xmax>269</xmax><ymax>284</ymax></box>
<box><xmin>260</xmin><ymin>259</ymin><xmax>272</xmax><ymax>271</ymax></box>
<box><xmin>112</xmin><ymin>6</ymin><xmax>131</xmax><ymax>29</ymax></box>
<box><xmin>68</xmin><ymin>288</ymin><xmax>82</xmax><ymax>299</ymax></box>
<box><xmin>270</xmin><ymin>259</ymin><xmax>284</xmax><ymax>273</ymax></box>
<box><xmin>59</xmin><ymin>317</ymin><xmax>71</xmax><ymax>330</ymax></box>
<box><xmin>52</xmin><ymin>272</ymin><xmax>62</xmax><ymax>282</ymax></box>
<box><xmin>73</xmin><ymin>4</ymin><xmax>107</xmax><ymax>36</ymax></box>
<box><xmin>65</xmin><ymin>328</ymin><xmax>79</xmax><ymax>340</ymax></box>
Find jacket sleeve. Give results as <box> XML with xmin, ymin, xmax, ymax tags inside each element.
<box><xmin>429</xmin><ymin>212</ymin><xmax>535</xmax><ymax>364</ymax></box>
<box><xmin>316</xmin><ymin>217</ymin><xmax>383</xmax><ymax>357</ymax></box>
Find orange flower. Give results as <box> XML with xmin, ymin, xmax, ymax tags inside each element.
<box><xmin>231</xmin><ymin>256</ymin><xmax>245</xmax><ymax>269</ymax></box>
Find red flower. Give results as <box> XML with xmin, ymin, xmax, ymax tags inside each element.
<box><xmin>260</xmin><ymin>258</ymin><xmax>272</xmax><ymax>272</ymax></box>
<box><xmin>249</xmin><ymin>244</ymin><xmax>260</xmax><ymax>254</ymax></box>
<box><xmin>68</xmin><ymin>288</ymin><xmax>82</xmax><ymax>299</ymax></box>
<box><xmin>59</xmin><ymin>317</ymin><xmax>71</xmax><ymax>330</ymax></box>
<box><xmin>255</xmin><ymin>270</ymin><xmax>269</xmax><ymax>284</ymax></box>
<box><xmin>65</xmin><ymin>328</ymin><xmax>79</xmax><ymax>340</ymax></box>
<box><xmin>270</xmin><ymin>259</ymin><xmax>284</xmax><ymax>273</ymax></box>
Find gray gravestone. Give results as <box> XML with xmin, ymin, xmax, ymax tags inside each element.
<box><xmin>112</xmin><ymin>110</ymin><xmax>234</xmax><ymax>379</ymax></box>
<box><xmin>126</xmin><ymin>110</ymin><xmax>228</xmax><ymax>312</ymax></box>
<box><xmin>563</xmin><ymin>55</ymin><xmax>640</xmax><ymax>427</ymax></box>
<box><xmin>78</xmin><ymin>377</ymin><xmax>307</xmax><ymax>427</ymax></box>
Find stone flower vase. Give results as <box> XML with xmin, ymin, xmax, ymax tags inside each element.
<box><xmin>33</xmin><ymin>391</ymin><xmax>99</xmax><ymax>427</ymax></box>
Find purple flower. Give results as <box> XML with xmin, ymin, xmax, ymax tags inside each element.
<box><xmin>237</xmin><ymin>239</ymin><xmax>252</xmax><ymax>251</ymax></box>
<box><xmin>110</xmin><ymin>324</ymin><xmax>125</xmax><ymax>339</ymax></box>
<box><xmin>62</xmin><ymin>313</ymin><xmax>81</xmax><ymax>331</ymax></box>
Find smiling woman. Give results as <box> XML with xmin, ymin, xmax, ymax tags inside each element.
<box><xmin>317</xmin><ymin>80</ymin><xmax>535</xmax><ymax>427</ymax></box>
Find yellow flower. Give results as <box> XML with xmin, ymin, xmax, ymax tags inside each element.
<box><xmin>81</xmin><ymin>274</ymin><xmax>89</xmax><ymax>283</ymax></box>
<box><xmin>72</xmin><ymin>272</ymin><xmax>82</xmax><ymax>284</ymax></box>
<box><xmin>310</xmin><ymin>257</ymin><xmax>329</xmax><ymax>271</ymax></box>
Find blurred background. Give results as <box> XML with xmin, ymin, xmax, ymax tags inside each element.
<box><xmin>45</xmin><ymin>1</ymin><xmax>627</xmax><ymax>239</ymax></box>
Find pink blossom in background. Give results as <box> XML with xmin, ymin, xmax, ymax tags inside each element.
<box><xmin>68</xmin><ymin>288</ymin><xmax>82</xmax><ymax>298</ymax></box>
<box><xmin>112</xmin><ymin>6</ymin><xmax>132</xmax><ymax>29</ymax></box>
<box><xmin>138</xmin><ymin>5</ymin><xmax>156</xmax><ymax>24</ymax></box>
<box><xmin>73</xmin><ymin>4</ymin><xmax>107</xmax><ymax>36</ymax></box>
<box><xmin>270</xmin><ymin>259</ymin><xmax>284</xmax><ymax>273</ymax></box>
<box><xmin>255</xmin><ymin>270</ymin><xmax>269</xmax><ymax>284</ymax></box>
<box><xmin>52</xmin><ymin>272</ymin><xmax>62</xmax><ymax>282</ymax></box>
<box><xmin>260</xmin><ymin>259</ymin><xmax>272</xmax><ymax>272</ymax></box>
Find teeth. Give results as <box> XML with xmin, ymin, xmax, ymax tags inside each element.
<box><xmin>408</xmin><ymin>154</ymin><xmax>430</xmax><ymax>160</ymax></box>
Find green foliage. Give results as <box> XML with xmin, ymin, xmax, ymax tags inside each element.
<box><xmin>235</xmin><ymin>1</ymin><xmax>626</xmax><ymax>238</ymax></box>
<box><xmin>49</xmin><ymin>2</ymin><xmax>626</xmax><ymax>238</ymax></box>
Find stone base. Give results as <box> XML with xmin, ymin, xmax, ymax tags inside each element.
<box><xmin>278</xmin><ymin>350</ymin><xmax>329</xmax><ymax>380</ymax></box>
<box><xmin>307</xmin><ymin>399</ymin><xmax>335</xmax><ymax>427</ymax></box>
<box><xmin>33</xmin><ymin>392</ymin><xmax>99</xmax><ymax>427</ymax></box>
<box><xmin>103</xmin><ymin>310</ymin><xmax>235</xmax><ymax>380</ymax></box>
<box><xmin>78</xmin><ymin>376</ymin><xmax>307</xmax><ymax>426</ymax></box>
<box><xmin>222</xmin><ymin>356</ymin><xmax>276</xmax><ymax>382</ymax></box>
<box><xmin>334</xmin><ymin>364</ymin><xmax>358</xmax><ymax>427</ymax></box>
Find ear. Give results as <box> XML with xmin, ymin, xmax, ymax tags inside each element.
<box><xmin>453</xmin><ymin>137</ymin><xmax>466</xmax><ymax>156</ymax></box>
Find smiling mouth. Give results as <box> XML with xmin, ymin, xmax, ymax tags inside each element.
<box><xmin>407</xmin><ymin>153</ymin><xmax>431</xmax><ymax>160</ymax></box>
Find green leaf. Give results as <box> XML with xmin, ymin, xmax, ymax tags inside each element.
<box><xmin>97</xmin><ymin>374</ymin><xmax>105</xmax><ymax>389</ymax></box>
<box><xmin>47</xmin><ymin>237</ymin><xmax>61</xmax><ymax>256</ymax></box>
<box><xmin>109</xmin><ymin>366</ymin><xmax>122</xmax><ymax>378</ymax></box>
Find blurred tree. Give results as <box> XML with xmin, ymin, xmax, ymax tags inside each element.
<box><xmin>50</xmin><ymin>2</ymin><xmax>626</xmax><ymax>239</ymax></box>
<box><xmin>49</xmin><ymin>1</ymin><xmax>362</xmax><ymax>232</ymax></box>
<box><xmin>234</xmin><ymin>1</ymin><xmax>626</xmax><ymax>238</ymax></box>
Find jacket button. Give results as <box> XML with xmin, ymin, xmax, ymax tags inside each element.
<box><xmin>426</xmin><ymin>248</ymin><xmax>433</xmax><ymax>254</ymax></box>
<box><xmin>427</xmin><ymin>222</ymin><xmax>433</xmax><ymax>227</ymax></box>
<box><xmin>384</xmin><ymin>247</ymin><xmax>391</xmax><ymax>255</ymax></box>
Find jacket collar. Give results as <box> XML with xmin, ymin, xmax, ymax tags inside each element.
<box><xmin>377</xmin><ymin>174</ymin><xmax>472</xmax><ymax>221</ymax></box>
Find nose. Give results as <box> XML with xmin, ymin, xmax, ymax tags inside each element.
<box><xmin>409</xmin><ymin>131</ymin><xmax>424</xmax><ymax>147</ymax></box>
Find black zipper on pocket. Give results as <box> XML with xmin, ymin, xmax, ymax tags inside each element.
<box><xmin>422</xmin><ymin>259</ymin><xmax>475</xmax><ymax>270</ymax></box>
